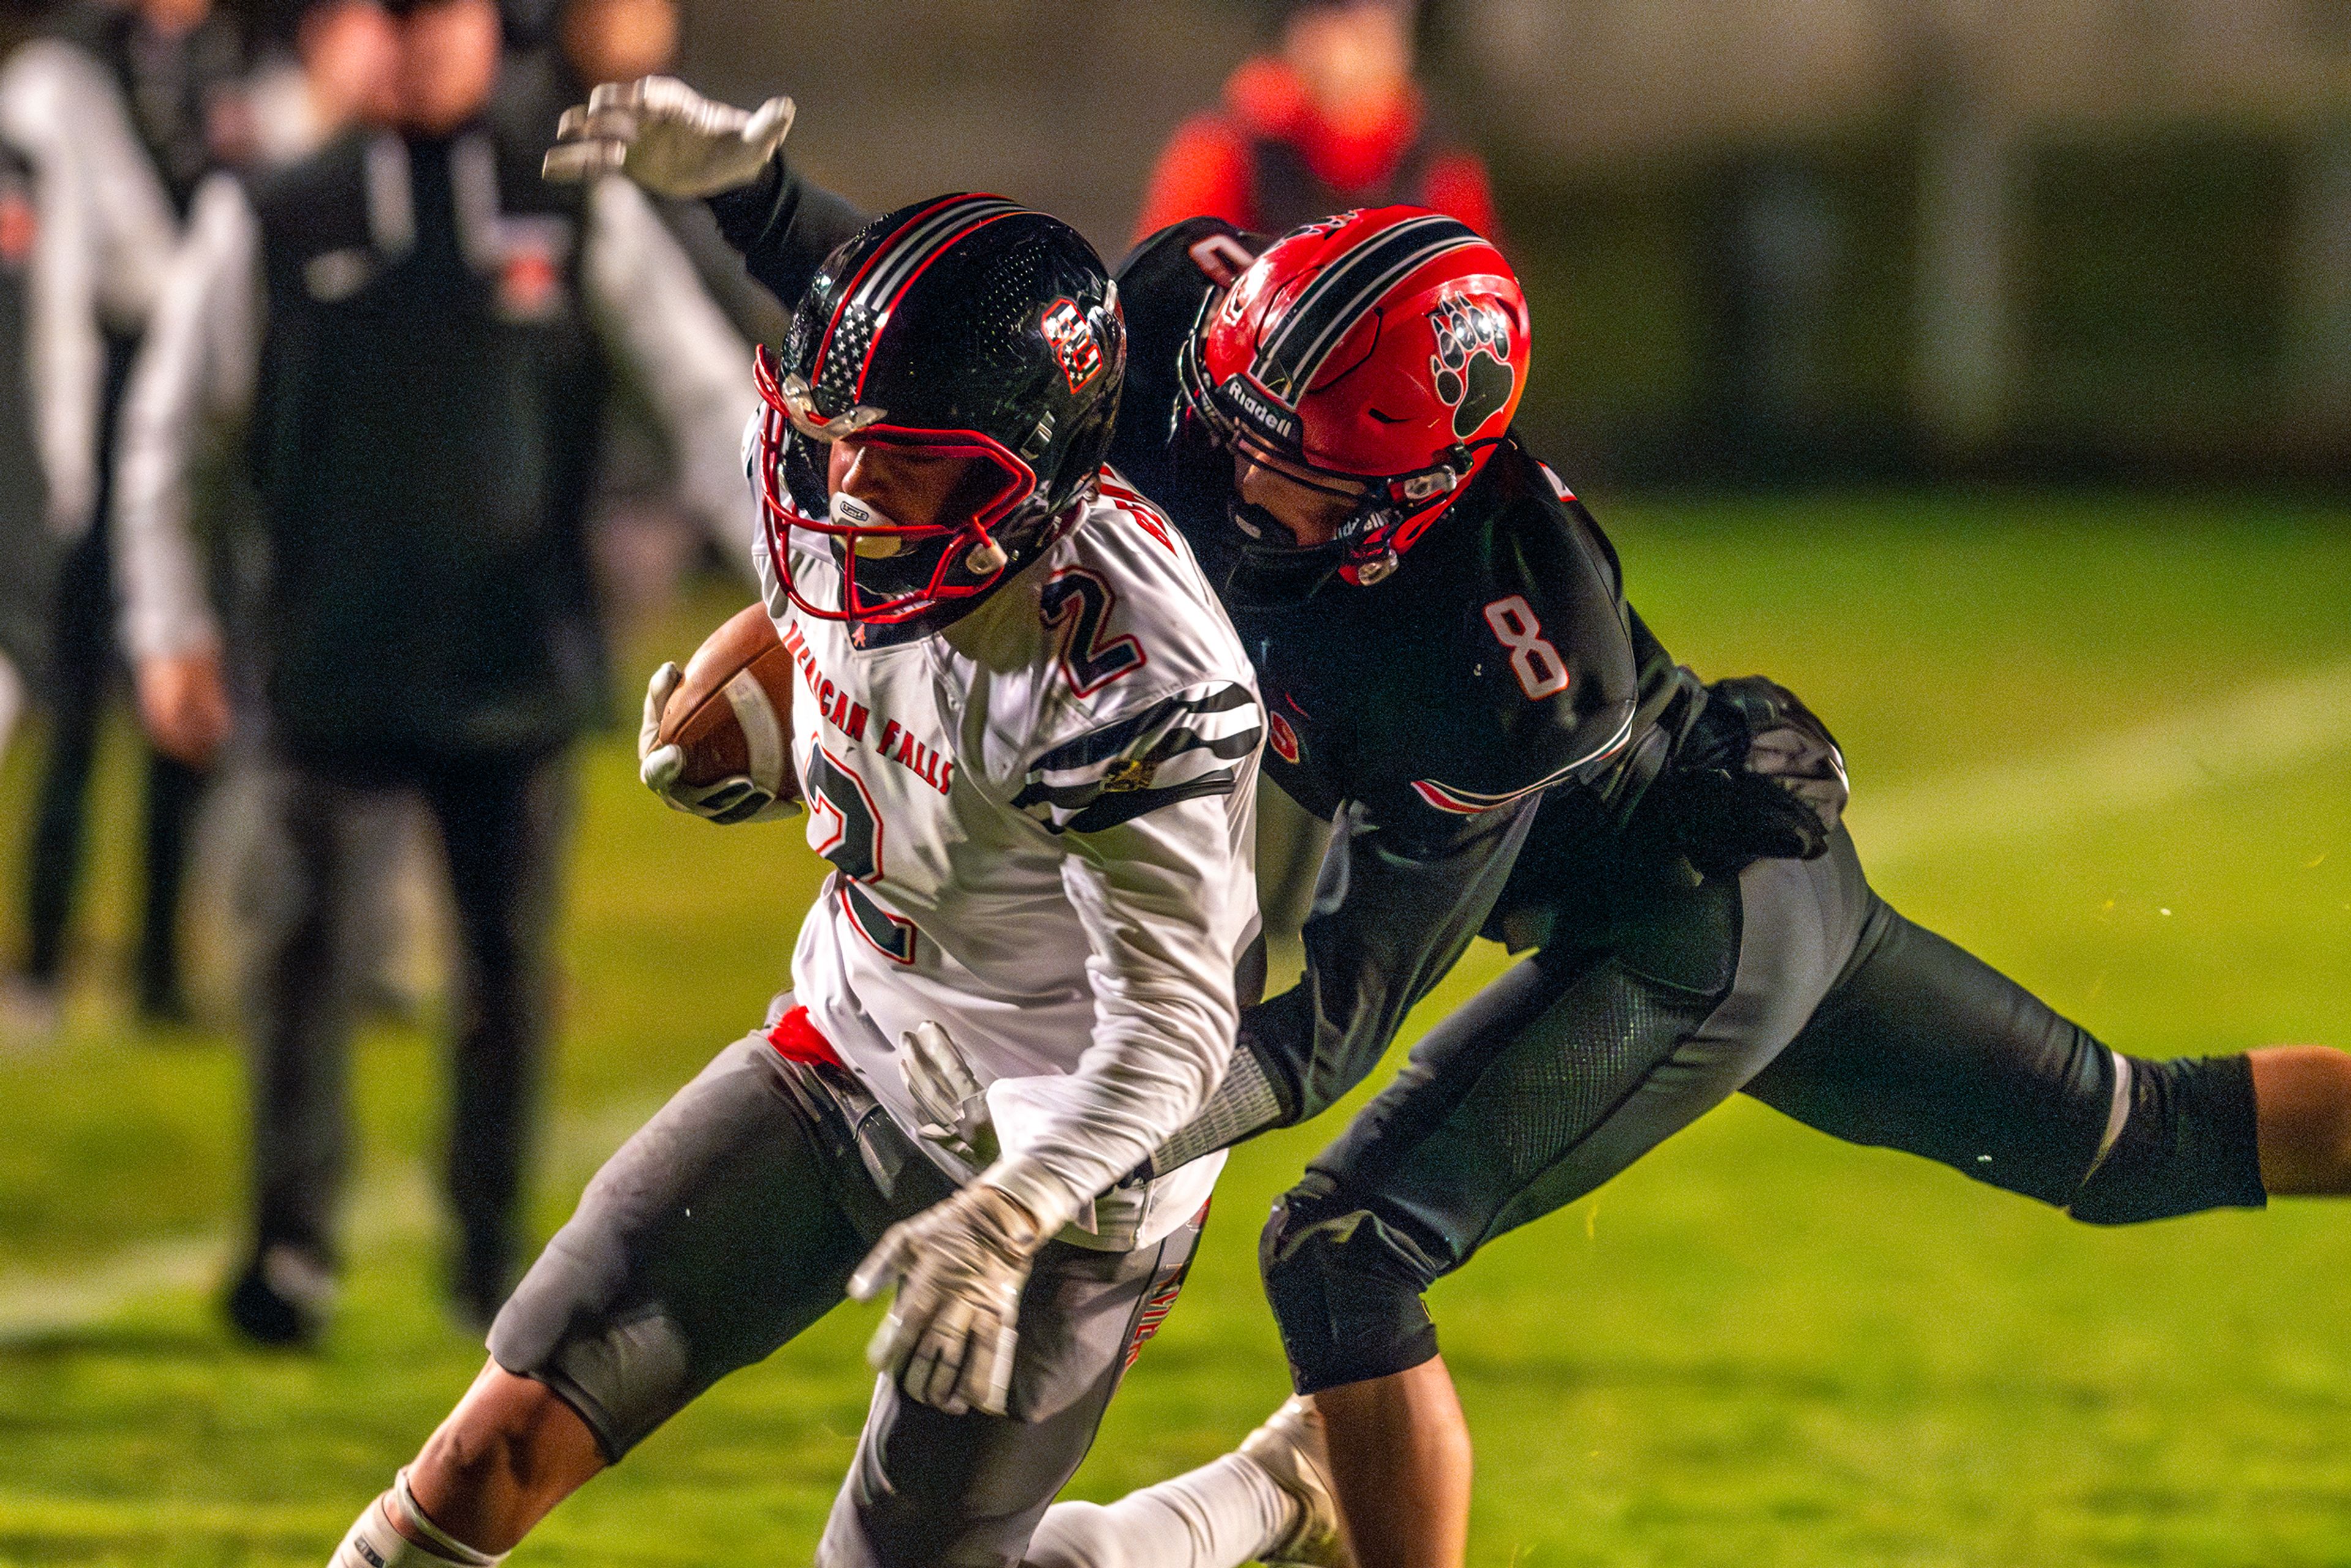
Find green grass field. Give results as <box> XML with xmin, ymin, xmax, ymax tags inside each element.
<box><xmin>2</xmin><ymin>492</ymin><xmax>2349</xmax><ymax>1566</ymax></box>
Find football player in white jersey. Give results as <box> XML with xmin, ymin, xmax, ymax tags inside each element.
<box><xmin>321</xmin><ymin>194</ymin><xmax>1274</xmax><ymax>1568</ymax></box>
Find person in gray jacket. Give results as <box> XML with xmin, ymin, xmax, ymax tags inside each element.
<box><xmin>113</xmin><ymin>0</ymin><xmax>760</xmax><ymax>1341</ymax></box>
<box><xmin>0</xmin><ymin>0</ymin><xmax>252</xmax><ymax>1032</ymax></box>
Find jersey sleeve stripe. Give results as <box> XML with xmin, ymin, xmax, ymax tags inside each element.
<box><xmin>1029</xmin><ymin>681</ymin><xmax>1256</xmax><ymax>773</ymax></box>
<box><xmin>1408</xmin><ymin>702</ymin><xmax>1640</xmax><ymax>816</ymax></box>
<box><xmin>1057</xmin><ymin>769</ymin><xmax>1242</xmax><ymax>835</ymax></box>
<box><xmin>1013</xmin><ymin>680</ymin><xmax>1264</xmax><ymax>834</ymax></box>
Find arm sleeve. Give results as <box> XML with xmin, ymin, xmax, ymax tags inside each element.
<box><xmin>112</xmin><ymin>173</ymin><xmax>260</xmax><ymax>661</ymax></box>
<box><xmin>703</xmin><ymin>152</ymin><xmax>871</xmax><ymax>315</ymax></box>
<box><xmin>583</xmin><ymin>177</ymin><xmax>762</xmax><ymax>578</ymax></box>
<box><xmin>1141</xmin><ymin>791</ymin><xmax>1539</xmax><ymax>1175</ymax></box>
<box><xmin>985</xmin><ymin>779</ymin><xmax>1255</xmax><ymax>1227</ymax></box>
<box><xmin>1131</xmin><ymin>114</ymin><xmax>1254</xmax><ymax>246</ymax></box>
<box><xmin>0</xmin><ymin>42</ymin><xmax>178</xmax><ymax>329</ymax></box>
<box><xmin>17</xmin><ymin>124</ymin><xmax>103</xmax><ymax>539</ymax></box>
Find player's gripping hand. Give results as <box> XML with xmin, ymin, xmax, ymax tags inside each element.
<box><xmin>637</xmin><ymin>662</ymin><xmax>795</xmax><ymax>824</ymax></box>
<box><xmin>542</xmin><ymin>76</ymin><xmax>793</xmax><ymax>197</ymax></box>
<box><xmin>900</xmin><ymin>1021</ymin><xmax>1000</xmax><ymax>1169</ymax></box>
<box><xmin>849</xmin><ymin>1172</ymin><xmax>1066</xmax><ymax>1418</ymax></box>
<box><xmin>1652</xmin><ymin>675</ymin><xmax>1848</xmax><ymax>876</ymax></box>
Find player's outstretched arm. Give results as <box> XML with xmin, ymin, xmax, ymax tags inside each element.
<box><xmin>542</xmin><ymin>74</ymin><xmax>867</xmax><ymax>314</ymax></box>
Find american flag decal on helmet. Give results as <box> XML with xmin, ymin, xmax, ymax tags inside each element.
<box><xmin>812</xmin><ymin>194</ymin><xmax>1026</xmax><ymax>408</ymax></box>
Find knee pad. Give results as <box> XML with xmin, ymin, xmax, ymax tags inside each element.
<box><xmin>2069</xmin><ymin>1052</ymin><xmax>2267</xmax><ymax>1225</ymax></box>
<box><xmin>1259</xmin><ymin>1175</ymin><xmax>1443</xmax><ymax>1394</ymax></box>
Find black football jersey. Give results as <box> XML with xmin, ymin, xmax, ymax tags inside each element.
<box><xmin>1110</xmin><ymin>219</ymin><xmax>1708</xmax><ymax>1123</ymax></box>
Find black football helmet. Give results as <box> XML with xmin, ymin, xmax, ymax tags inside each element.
<box><xmin>754</xmin><ymin>193</ymin><xmax>1127</xmax><ymax>633</ymax></box>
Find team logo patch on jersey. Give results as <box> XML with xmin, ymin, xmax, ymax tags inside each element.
<box><xmin>1427</xmin><ymin>296</ymin><xmax>1515</xmax><ymax>440</ymax></box>
<box><xmin>1100</xmin><ymin>757</ymin><xmax>1158</xmax><ymax>793</ymax></box>
<box><xmin>1267</xmin><ymin>711</ymin><xmax>1300</xmax><ymax>765</ymax></box>
<box><xmin>1041</xmin><ymin>298</ymin><xmax>1104</xmax><ymax>392</ymax></box>
<box><xmin>491</xmin><ymin>217</ymin><xmax>574</xmax><ymax>323</ymax></box>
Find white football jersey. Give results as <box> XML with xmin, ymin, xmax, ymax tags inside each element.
<box><xmin>758</xmin><ymin>470</ymin><xmax>1264</xmax><ymax>1249</ymax></box>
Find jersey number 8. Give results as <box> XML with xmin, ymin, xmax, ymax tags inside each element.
<box><xmin>1482</xmin><ymin>595</ymin><xmax>1571</xmax><ymax>700</ymax></box>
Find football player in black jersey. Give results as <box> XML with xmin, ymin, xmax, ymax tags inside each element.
<box><xmin>548</xmin><ymin>83</ymin><xmax>2351</xmax><ymax>1568</ymax></box>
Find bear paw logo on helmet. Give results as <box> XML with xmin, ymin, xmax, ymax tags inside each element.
<box><xmin>1427</xmin><ymin>297</ymin><xmax>1515</xmax><ymax>441</ymax></box>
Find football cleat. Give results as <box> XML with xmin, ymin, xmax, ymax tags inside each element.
<box><xmin>223</xmin><ymin>1242</ymin><xmax>338</xmax><ymax>1348</ymax></box>
<box><xmin>1239</xmin><ymin>1395</ymin><xmax>1357</xmax><ymax>1568</ymax></box>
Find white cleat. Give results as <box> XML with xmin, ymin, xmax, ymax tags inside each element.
<box><xmin>1239</xmin><ymin>1395</ymin><xmax>1356</xmax><ymax>1568</ymax></box>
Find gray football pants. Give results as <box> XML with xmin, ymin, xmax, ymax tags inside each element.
<box><xmin>1262</xmin><ymin>830</ymin><xmax>2267</xmax><ymax>1390</ymax></box>
<box><xmin>489</xmin><ymin>1021</ymin><xmax>1204</xmax><ymax>1568</ymax></box>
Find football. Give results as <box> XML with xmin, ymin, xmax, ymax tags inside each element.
<box><xmin>656</xmin><ymin>601</ymin><xmax>801</xmax><ymax>800</ymax></box>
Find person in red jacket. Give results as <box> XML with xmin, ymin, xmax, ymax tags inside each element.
<box><xmin>1134</xmin><ymin>0</ymin><xmax>1495</xmax><ymax>245</ymax></box>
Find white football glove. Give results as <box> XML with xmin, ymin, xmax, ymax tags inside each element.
<box><xmin>899</xmin><ymin>1021</ymin><xmax>999</xmax><ymax>1169</ymax></box>
<box><xmin>542</xmin><ymin>75</ymin><xmax>795</xmax><ymax>197</ymax></box>
<box><xmin>849</xmin><ymin>1167</ymin><xmax>1073</xmax><ymax>1418</ymax></box>
<box><xmin>637</xmin><ymin>661</ymin><xmax>799</xmax><ymax>825</ymax></box>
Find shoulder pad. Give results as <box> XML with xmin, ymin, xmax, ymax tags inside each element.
<box><xmin>1403</xmin><ymin>450</ymin><xmax>1640</xmax><ymax>816</ymax></box>
<box><xmin>1115</xmin><ymin>217</ymin><xmax>1265</xmax><ymax>291</ymax></box>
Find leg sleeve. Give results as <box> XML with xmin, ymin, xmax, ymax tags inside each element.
<box><xmin>1740</xmin><ymin>898</ymin><xmax>2267</xmax><ymax>1221</ymax></box>
<box><xmin>486</xmin><ymin>1034</ymin><xmax>871</xmax><ymax>1461</ymax></box>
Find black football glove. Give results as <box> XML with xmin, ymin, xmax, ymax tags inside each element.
<box><xmin>1652</xmin><ymin>675</ymin><xmax>1848</xmax><ymax>878</ymax></box>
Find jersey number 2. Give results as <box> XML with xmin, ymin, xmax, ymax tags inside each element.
<box><xmin>1482</xmin><ymin>595</ymin><xmax>1571</xmax><ymax>700</ymax></box>
<box><xmin>804</xmin><ymin>748</ymin><xmax>917</xmax><ymax>964</ymax></box>
<box><xmin>1041</xmin><ymin>569</ymin><xmax>1144</xmax><ymax>696</ymax></box>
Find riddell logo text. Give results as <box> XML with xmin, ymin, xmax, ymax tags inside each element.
<box><xmin>1215</xmin><ymin>377</ymin><xmax>1301</xmax><ymax>445</ymax></box>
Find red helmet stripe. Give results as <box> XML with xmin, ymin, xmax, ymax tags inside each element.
<box><xmin>809</xmin><ymin>195</ymin><xmax>1024</xmax><ymax>409</ymax></box>
<box><xmin>853</xmin><ymin>208</ymin><xmax>1024</xmax><ymax>399</ymax></box>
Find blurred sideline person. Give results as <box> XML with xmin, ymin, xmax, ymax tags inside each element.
<box><xmin>508</xmin><ymin>0</ymin><xmax>786</xmax><ymax>343</ymax></box>
<box><xmin>1133</xmin><ymin>0</ymin><xmax>1496</xmax><ymax>950</ymax></box>
<box><xmin>0</xmin><ymin>0</ymin><xmax>252</xmax><ymax>1033</ymax></box>
<box><xmin>322</xmin><ymin>170</ymin><xmax>1271</xmax><ymax>1567</ymax></box>
<box><xmin>0</xmin><ymin>67</ymin><xmax>75</xmax><ymax>779</ymax></box>
<box><xmin>245</xmin><ymin>0</ymin><xmax>403</xmax><ymax>165</ymax></box>
<box><xmin>568</xmin><ymin>82</ymin><xmax>2351</xmax><ymax>1568</ymax></box>
<box><xmin>1133</xmin><ymin>0</ymin><xmax>1494</xmax><ymax>247</ymax></box>
<box><xmin>0</xmin><ymin>0</ymin><xmax>94</xmax><ymax>780</ymax></box>
<box><xmin>113</xmin><ymin>0</ymin><xmax>760</xmax><ymax>1341</ymax></box>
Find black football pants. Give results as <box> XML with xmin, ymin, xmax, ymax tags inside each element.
<box><xmin>1260</xmin><ymin>830</ymin><xmax>2267</xmax><ymax>1392</ymax></box>
<box><xmin>244</xmin><ymin>745</ymin><xmax>571</xmax><ymax>1295</ymax></box>
<box><xmin>18</xmin><ymin>484</ymin><xmax>209</xmax><ymax>1005</ymax></box>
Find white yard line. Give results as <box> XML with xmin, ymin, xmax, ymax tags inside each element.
<box><xmin>1852</xmin><ymin>656</ymin><xmax>2351</xmax><ymax>871</ymax></box>
<box><xmin>8</xmin><ymin>657</ymin><xmax>2351</xmax><ymax>1343</ymax></box>
<box><xmin>0</xmin><ymin>1097</ymin><xmax>658</xmax><ymax>1344</ymax></box>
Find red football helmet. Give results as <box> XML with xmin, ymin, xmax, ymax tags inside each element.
<box><xmin>1177</xmin><ymin>205</ymin><xmax>1530</xmax><ymax>585</ymax></box>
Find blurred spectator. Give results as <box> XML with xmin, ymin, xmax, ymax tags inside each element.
<box><xmin>0</xmin><ymin>125</ymin><xmax>55</xmax><ymax>775</ymax></box>
<box><xmin>505</xmin><ymin>0</ymin><xmax>786</xmax><ymax>345</ymax></box>
<box><xmin>245</xmin><ymin>0</ymin><xmax>402</xmax><ymax>165</ymax></box>
<box><xmin>1133</xmin><ymin>0</ymin><xmax>1494</xmax><ymax>244</ymax></box>
<box><xmin>0</xmin><ymin>0</ymin><xmax>252</xmax><ymax>1035</ymax></box>
<box><xmin>113</xmin><ymin>0</ymin><xmax>758</xmax><ymax>1342</ymax></box>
